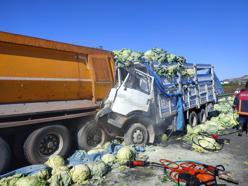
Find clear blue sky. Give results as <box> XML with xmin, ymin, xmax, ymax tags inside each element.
<box><xmin>1</xmin><ymin>0</ymin><xmax>247</xmax><ymax>80</ymax></box>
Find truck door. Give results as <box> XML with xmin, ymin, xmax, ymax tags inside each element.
<box><xmin>111</xmin><ymin>69</ymin><xmax>153</xmax><ymax>116</ymax></box>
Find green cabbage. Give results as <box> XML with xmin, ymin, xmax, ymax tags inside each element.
<box><xmin>116</xmin><ymin>146</ymin><xmax>135</xmax><ymax>163</ymax></box>
<box><xmin>187</xmin><ymin>125</ymin><xmax>194</xmax><ymax>134</ymax></box>
<box><xmin>113</xmin><ymin>49</ymin><xmax>142</xmax><ymax>67</ymax></box>
<box><xmin>15</xmin><ymin>176</ymin><xmax>46</xmax><ymax>186</ymax></box>
<box><xmin>87</xmin><ymin>161</ymin><xmax>108</xmax><ymax>178</ymax></box>
<box><xmin>0</xmin><ymin>174</ymin><xmax>23</xmax><ymax>186</ymax></box>
<box><xmin>144</xmin><ymin>48</ymin><xmax>168</xmax><ymax>64</ymax></box>
<box><xmin>49</xmin><ymin>166</ymin><xmax>72</xmax><ymax>186</ymax></box>
<box><xmin>101</xmin><ymin>154</ymin><xmax>116</xmax><ymax>166</ymax></box>
<box><xmin>181</xmin><ymin>68</ymin><xmax>195</xmax><ymax>77</ymax></box>
<box><xmin>102</xmin><ymin>142</ymin><xmax>111</xmax><ymax>149</ymax></box>
<box><xmin>70</xmin><ymin>164</ymin><xmax>90</xmax><ymax>184</ymax></box>
<box><xmin>45</xmin><ymin>155</ymin><xmax>65</xmax><ymax>169</ymax></box>
<box><xmin>159</xmin><ymin>134</ymin><xmax>168</xmax><ymax>144</ymax></box>
<box><xmin>113</xmin><ymin>48</ymin><xmax>188</xmax><ymax>79</ymax></box>
<box><xmin>31</xmin><ymin>169</ymin><xmax>50</xmax><ymax>180</ymax></box>
<box><xmin>192</xmin><ymin>136</ymin><xmax>221</xmax><ymax>153</ymax></box>
<box><xmin>165</xmin><ymin>53</ymin><xmax>176</xmax><ymax>64</ymax></box>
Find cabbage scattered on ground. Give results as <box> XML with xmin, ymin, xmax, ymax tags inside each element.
<box><xmin>0</xmin><ymin>98</ymin><xmax>235</xmax><ymax>184</ymax></box>
<box><xmin>101</xmin><ymin>154</ymin><xmax>116</xmax><ymax>166</ymax></box>
<box><xmin>191</xmin><ymin>135</ymin><xmax>222</xmax><ymax>153</ymax></box>
<box><xmin>45</xmin><ymin>155</ymin><xmax>65</xmax><ymax>169</ymax></box>
<box><xmin>183</xmin><ymin>97</ymin><xmax>238</xmax><ymax>153</ymax></box>
<box><xmin>15</xmin><ymin>176</ymin><xmax>47</xmax><ymax>186</ymax></box>
<box><xmin>31</xmin><ymin>169</ymin><xmax>50</xmax><ymax>180</ymax></box>
<box><xmin>70</xmin><ymin>164</ymin><xmax>90</xmax><ymax>184</ymax></box>
<box><xmin>159</xmin><ymin>134</ymin><xmax>169</xmax><ymax>144</ymax></box>
<box><xmin>87</xmin><ymin>161</ymin><xmax>108</xmax><ymax>178</ymax></box>
<box><xmin>0</xmin><ymin>140</ymin><xmax>140</xmax><ymax>186</ymax></box>
<box><xmin>0</xmin><ymin>174</ymin><xmax>23</xmax><ymax>186</ymax></box>
<box><xmin>49</xmin><ymin>166</ymin><xmax>72</xmax><ymax>186</ymax></box>
<box><xmin>116</xmin><ymin>146</ymin><xmax>135</xmax><ymax>163</ymax></box>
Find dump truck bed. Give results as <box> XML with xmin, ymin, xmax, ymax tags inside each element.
<box><xmin>0</xmin><ymin>32</ymin><xmax>114</xmax><ymax>104</ymax></box>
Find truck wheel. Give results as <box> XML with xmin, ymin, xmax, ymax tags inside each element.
<box><xmin>77</xmin><ymin>120</ymin><xmax>107</xmax><ymax>150</ymax></box>
<box><xmin>189</xmin><ymin>111</ymin><xmax>198</xmax><ymax>127</ymax></box>
<box><xmin>0</xmin><ymin>137</ymin><xmax>11</xmax><ymax>174</ymax></box>
<box><xmin>198</xmin><ymin>109</ymin><xmax>207</xmax><ymax>123</ymax></box>
<box><xmin>124</xmin><ymin>123</ymin><xmax>148</xmax><ymax>145</ymax></box>
<box><xmin>206</xmin><ymin>103</ymin><xmax>213</xmax><ymax>119</ymax></box>
<box><xmin>24</xmin><ymin>125</ymin><xmax>71</xmax><ymax>164</ymax></box>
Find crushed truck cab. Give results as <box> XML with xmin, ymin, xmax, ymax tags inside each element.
<box><xmin>97</xmin><ymin>62</ymin><xmax>222</xmax><ymax>145</ymax></box>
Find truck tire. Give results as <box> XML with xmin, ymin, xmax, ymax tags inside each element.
<box><xmin>13</xmin><ymin>133</ymin><xmax>29</xmax><ymax>163</ymax></box>
<box><xmin>77</xmin><ymin>120</ymin><xmax>107</xmax><ymax>150</ymax></box>
<box><xmin>189</xmin><ymin>111</ymin><xmax>198</xmax><ymax>127</ymax></box>
<box><xmin>24</xmin><ymin>125</ymin><xmax>71</xmax><ymax>164</ymax></box>
<box><xmin>198</xmin><ymin>109</ymin><xmax>207</xmax><ymax>123</ymax></box>
<box><xmin>206</xmin><ymin>103</ymin><xmax>213</xmax><ymax>119</ymax></box>
<box><xmin>0</xmin><ymin>137</ymin><xmax>11</xmax><ymax>174</ymax></box>
<box><xmin>124</xmin><ymin>123</ymin><xmax>148</xmax><ymax>145</ymax></box>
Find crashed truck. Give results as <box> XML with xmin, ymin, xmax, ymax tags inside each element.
<box><xmin>96</xmin><ymin>62</ymin><xmax>224</xmax><ymax>145</ymax></box>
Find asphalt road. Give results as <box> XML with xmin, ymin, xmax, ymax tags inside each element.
<box><xmin>103</xmin><ymin>133</ymin><xmax>248</xmax><ymax>186</ymax></box>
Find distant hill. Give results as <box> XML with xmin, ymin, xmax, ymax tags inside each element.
<box><xmin>222</xmin><ymin>75</ymin><xmax>248</xmax><ymax>94</ymax></box>
<box><xmin>222</xmin><ymin>75</ymin><xmax>248</xmax><ymax>84</ymax></box>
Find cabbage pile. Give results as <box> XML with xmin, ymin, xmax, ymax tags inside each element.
<box><xmin>0</xmin><ymin>142</ymin><xmax>138</xmax><ymax>186</ymax></box>
<box><xmin>113</xmin><ymin>49</ymin><xmax>143</xmax><ymax>67</ymax></box>
<box><xmin>113</xmin><ymin>48</ymin><xmax>194</xmax><ymax>79</ymax></box>
<box><xmin>143</xmin><ymin>48</ymin><xmax>168</xmax><ymax>64</ymax></box>
<box><xmin>183</xmin><ymin>96</ymin><xmax>238</xmax><ymax>153</ymax></box>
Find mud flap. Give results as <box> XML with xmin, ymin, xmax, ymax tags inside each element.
<box><xmin>176</xmin><ymin>96</ymin><xmax>185</xmax><ymax>131</ymax></box>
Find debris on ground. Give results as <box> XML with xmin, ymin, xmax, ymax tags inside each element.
<box><xmin>0</xmin><ymin>96</ymin><xmax>242</xmax><ymax>185</ymax></box>
<box><xmin>183</xmin><ymin>96</ymin><xmax>239</xmax><ymax>153</ymax></box>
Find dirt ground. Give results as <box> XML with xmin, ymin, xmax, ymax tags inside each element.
<box><xmin>103</xmin><ymin>133</ymin><xmax>248</xmax><ymax>186</ymax></box>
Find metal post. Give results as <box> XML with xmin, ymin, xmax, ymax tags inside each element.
<box><xmin>194</xmin><ymin>65</ymin><xmax>200</xmax><ymax>108</ymax></box>
<box><xmin>211</xmin><ymin>65</ymin><xmax>217</xmax><ymax>102</ymax></box>
<box><xmin>117</xmin><ymin>68</ymin><xmax>122</xmax><ymax>87</ymax></box>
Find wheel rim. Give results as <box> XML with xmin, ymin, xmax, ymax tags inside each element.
<box><xmin>87</xmin><ymin>128</ymin><xmax>103</xmax><ymax>147</ymax></box>
<box><xmin>201</xmin><ymin>112</ymin><xmax>207</xmax><ymax>123</ymax></box>
<box><xmin>192</xmin><ymin>115</ymin><xmax>197</xmax><ymax>126</ymax></box>
<box><xmin>39</xmin><ymin>134</ymin><xmax>62</xmax><ymax>156</ymax></box>
<box><xmin>132</xmin><ymin>128</ymin><xmax>145</xmax><ymax>144</ymax></box>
